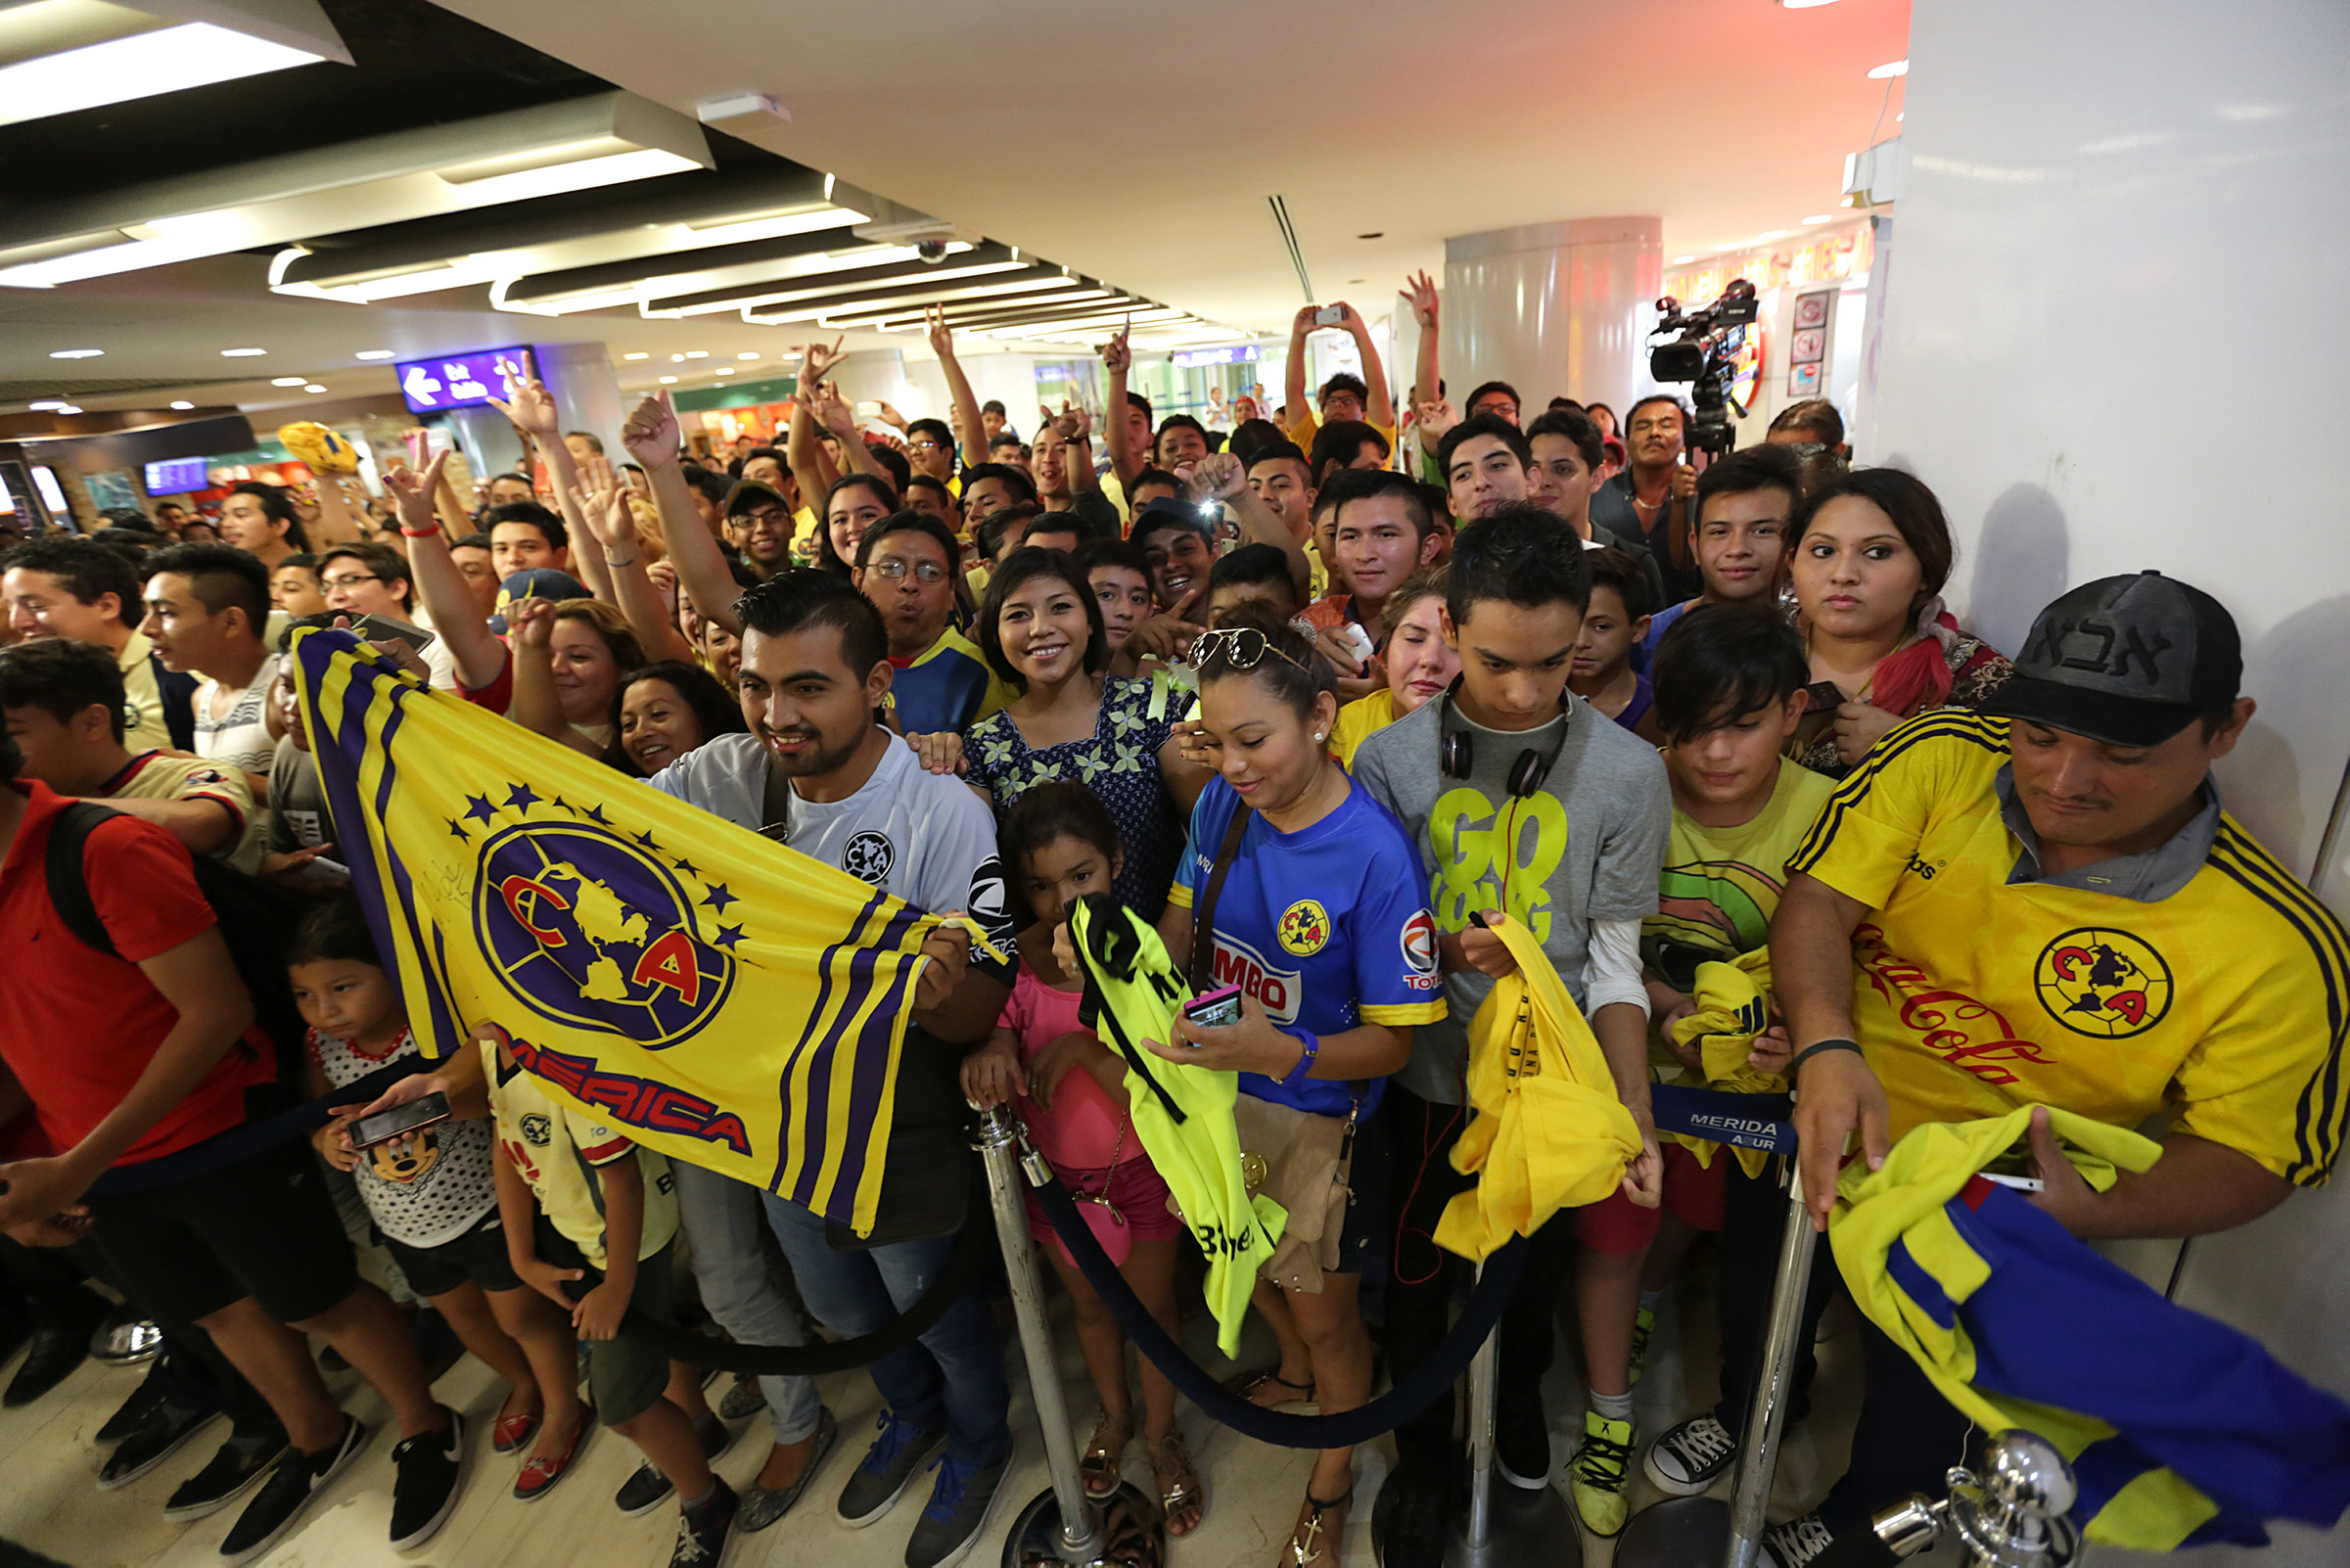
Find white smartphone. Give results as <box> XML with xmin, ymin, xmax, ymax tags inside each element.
<box><xmin>1313</xmin><ymin>304</ymin><xmax>1347</xmax><ymax>327</ymax></box>
<box><xmin>853</xmin><ymin>400</ymin><xmax>883</xmax><ymax>419</ymax></box>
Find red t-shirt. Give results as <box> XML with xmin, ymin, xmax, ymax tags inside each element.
<box><xmin>0</xmin><ymin>781</ymin><xmax>275</xmax><ymax>1165</ymax></box>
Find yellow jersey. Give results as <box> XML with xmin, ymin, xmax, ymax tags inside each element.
<box><xmin>1786</xmin><ymin>712</ymin><xmax>2348</xmax><ymax>1186</ymax></box>
<box><xmin>485</xmin><ymin>1035</ymin><xmax>679</xmax><ymax>1269</ymax></box>
<box><xmin>1643</xmin><ymin>758</ymin><xmax>1836</xmax><ymax>990</ymax></box>
<box><xmin>102</xmin><ymin>749</ymin><xmax>266</xmax><ymax>875</ymax></box>
<box><xmin>1332</xmin><ymin>688</ymin><xmax>1398</xmax><ymax>768</ymax></box>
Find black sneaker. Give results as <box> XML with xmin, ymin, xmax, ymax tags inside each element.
<box><xmin>668</xmin><ymin>1478</ymin><xmax>737</xmax><ymax>1568</ymax></box>
<box><xmin>1379</xmin><ymin>1468</ymin><xmax>1451</xmax><ymax>1568</ymax></box>
<box><xmin>1494</xmin><ymin>1395</ymin><xmax>1552</xmax><ymax>1490</ymax></box>
<box><xmin>96</xmin><ymin>1363</ymin><xmax>179</xmax><ymax>1447</ymax></box>
<box><xmin>1760</xmin><ymin>1512</ymin><xmax>1836</xmax><ymax>1568</ymax></box>
<box><xmin>836</xmin><ymin>1410</ymin><xmax>947</xmax><ymax>1528</ymax></box>
<box><xmin>389</xmin><ymin>1407</ymin><xmax>466</xmax><ymax>1550</ymax></box>
<box><xmin>902</xmin><ymin>1449</ymin><xmax>1009</xmax><ymax>1568</ymax></box>
<box><xmin>1643</xmin><ymin>1411</ymin><xmax>1737</xmax><ymax>1497</ymax></box>
<box><xmin>165</xmin><ymin>1435</ymin><xmax>289</xmax><ymax>1521</ymax></box>
<box><xmin>216</xmin><ymin>1415</ymin><xmax>369</xmax><ymax>1563</ymax></box>
<box><xmin>616</xmin><ymin>1411</ymin><xmax>733</xmax><ymax>1516</ymax></box>
<box><xmin>98</xmin><ymin>1404</ymin><xmax>220</xmax><ymax>1489</ymax></box>
<box><xmin>5</xmin><ymin>1322</ymin><xmax>96</xmax><ymax>1407</ymax></box>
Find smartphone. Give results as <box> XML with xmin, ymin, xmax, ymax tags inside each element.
<box><xmin>348</xmin><ymin>612</ymin><xmax>438</xmax><ymax>653</ymax></box>
<box><xmin>1791</xmin><ymin>678</ymin><xmax>1846</xmax><ymax>750</ymax></box>
<box><xmin>351</xmin><ymin>1090</ymin><xmax>450</xmax><ymax>1150</ymax></box>
<box><xmin>853</xmin><ymin>399</ymin><xmax>883</xmax><ymax>419</ymax></box>
<box><xmin>1183</xmin><ymin>985</ymin><xmax>1243</xmax><ymax>1031</ymax></box>
<box><xmin>1313</xmin><ymin>304</ymin><xmax>1348</xmax><ymax>327</ymax></box>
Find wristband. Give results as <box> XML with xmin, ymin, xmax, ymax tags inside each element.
<box><xmin>605</xmin><ymin>554</ymin><xmax>638</xmax><ymax>569</ymax></box>
<box><xmin>399</xmin><ymin>526</ymin><xmax>441</xmax><ymax>538</ymax></box>
<box><xmin>1280</xmin><ymin>1029</ymin><xmax>1320</xmax><ymax>1088</ymax></box>
<box><xmin>1790</xmin><ymin>1038</ymin><xmax>1864</xmax><ymax>1078</ymax></box>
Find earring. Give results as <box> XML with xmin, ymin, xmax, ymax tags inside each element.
<box><xmin>1313</xmin><ymin>732</ymin><xmax>1325</xmax><ymax>742</ymax></box>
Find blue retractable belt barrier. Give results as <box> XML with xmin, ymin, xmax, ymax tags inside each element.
<box><xmin>1648</xmin><ymin>1083</ymin><xmax>1796</xmax><ymax>1154</ymax></box>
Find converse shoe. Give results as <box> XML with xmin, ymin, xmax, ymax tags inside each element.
<box><xmin>616</xmin><ymin>1410</ymin><xmax>733</xmax><ymax>1516</ymax></box>
<box><xmin>389</xmin><ymin>1407</ymin><xmax>466</xmax><ymax>1550</ymax></box>
<box><xmin>162</xmin><ymin>1435</ymin><xmax>287</xmax><ymax>1520</ymax></box>
<box><xmin>1643</xmin><ymin>1411</ymin><xmax>1737</xmax><ymax>1496</ymax></box>
<box><xmin>216</xmin><ymin>1415</ymin><xmax>369</xmax><ymax>1564</ymax></box>
<box><xmin>836</xmin><ymin>1409</ymin><xmax>946</xmax><ymax>1528</ymax></box>
<box><xmin>1567</xmin><ymin>1409</ymin><xmax>1635</xmax><ymax>1538</ymax></box>
<box><xmin>668</xmin><ymin>1478</ymin><xmax>737</xmax><ymax>1568</ymax></box>
<box><xmin>902</xmin><ymin>1449</ymin><xmax>1009</xmax><ymax>1568</ymax></box>
<box><xmin>1760</xmin><ymin>1511</ymin><xmax>1836</xmax><ymax>1568</ymax></box>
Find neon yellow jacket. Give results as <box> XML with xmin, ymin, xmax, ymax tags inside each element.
<box><xmin>1067</xmin><ymin>898</ymin><xmax>1285</xmax><ymax>1356</ymax></box>
<box><xmin>1667</xmin><ymin>949</ymin><xmax>1785</xmax><ymax>1177</ymax></box>
<box><xmin>1436</xmin><ymin>916</ymin><xmax>1641</xmax><ymax>1260</ymax></box>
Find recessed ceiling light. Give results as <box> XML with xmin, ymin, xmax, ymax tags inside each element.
<box><xmin>54</xmin><ymin>404</ymin><xmax>81</xmax><ymax>415</ymax></box>
<box><xmin>354</xmin><ymin>349</ymin><xmax>395</xmax><ymax>360</ymax></box>
<box><xmin>169</xmin><ymin>400</ymin><xmax>195</xmax><ymax>410</ymax></box>
<box><xmin>622</xmin><ymin>352</ymin><xmax>651</xmax><ymax>360</ymax></box>
<box><xmin>682</xmin><ymin>350</ymin><xmax>709</xmax><ymax>359</ymax></box>
<box><xmin>736</xmin><ymin>351</ymin><xmax>760</xmax><ymax>360</ymax></box>
<box><xmin>49</xmin><ymin>347</ymin><xmax>103</xmax><ymax>359</ymax></box>
<box><xmin>28</xmin><ymin>399</ymin><xmax>69</xmax><ymax>410</ymax></box>
<box><xmin>1866</xmin><ymin>59</ymin><xmax>1908</xmax><ymax>78</ymax></box>
<box><xmin>270</xmin><ymin>376</ymin><xmax>305</xmax><ymax>387</ymax></box>
<box><xmin>715</xmin><ymin>367</ymin><xmax>735</xmax><ymax>375</ymax></box>
<box><xmin>1673</xmin><ymin>254</ymin><xmax>1697</xmax><ymax>264</ymax></box>
<box><xmin>1802</xmin><ymin>214</ymin><xmax>1834</xmax><ymax>225</ymax></box>
<box><xmin>659</xmin><ymin>375</ymin><xmax>678</xmax><ymax>384</ymax></box>
<box><xmin>304</xmin><ymin>384</ymin><xmax>327</xmax><ymax>393</ymax></box>
<box><xmin>220</xmin><ymin>347</ymin><xmax>266</xmax><ymax>357</ymax></box>
<box><xmin>1758</xmin><ymin>230</ymin><xmax>1787</xmax><ymax>241</ymax></box>
<box><xmin>670</xmin><ymin>353</ymin><xmax>686</xmax><ymax>363</ymax></box>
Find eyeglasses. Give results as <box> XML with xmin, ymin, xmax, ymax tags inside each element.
<box><xmin>907</xmin><ymin>438</ymin><xmax>945</xmax><ymax>453</ymax></box>
<box><xmin>320</xmin><ymin>573</ymin><xmax>380</xmax><ymax>591</ymax></box>
<box><xmin>869</xmin><ymin>558</ymin><xmax>951</xmax><ymax>583</ymax></box>
<box><xmin>1189</xmin><ymin>625</ymin><xmax>1312</xmax><ymax>674</ymax></box>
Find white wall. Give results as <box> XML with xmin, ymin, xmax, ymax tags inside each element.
<box><xmin>1871</xmin><ymin>4</ymin><xmax>2350</xmax><ymax>1562</ymax></box>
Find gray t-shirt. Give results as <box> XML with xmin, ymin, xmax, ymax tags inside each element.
<box><xmin>645</xmin><ymin>730</ymin><xmax>1013</xmax><ymax>978</ymax></box>
<box><xmin>1353</xmin><ymin>694</ymin><xmax>1670</xmax><ymax>1105</ymax></box>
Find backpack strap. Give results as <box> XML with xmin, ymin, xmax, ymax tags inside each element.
<box><xmin>43</xmin><ymin>801</ymin><xmax>121</xmax><ymax>958</ymax></box>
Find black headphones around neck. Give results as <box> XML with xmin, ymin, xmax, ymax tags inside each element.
<box><xmin>1436</xmin><ymin>678</ymin><xmax>1572</xmax><ymax>799</ymax></box>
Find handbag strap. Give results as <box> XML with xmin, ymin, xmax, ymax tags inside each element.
<box><xmin>760</xmin><ymin>756</ymin><xmax>794</xmax><ymax>843</ymax></box>
<box><xmin>1186</xmin><ymin>803</ymin><xmax>1253</xmax><ymax>994</ymax></box>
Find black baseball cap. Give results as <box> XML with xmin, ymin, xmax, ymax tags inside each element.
<box><xmin>1984</xmin><ymin>571</ymin><xmax>2239</xmax><ymax>748</ymax></box>
<box><xmin>1132</xmin><ymin>496</ymin><xmax>1215</xmax><ymax>542</ymax></box>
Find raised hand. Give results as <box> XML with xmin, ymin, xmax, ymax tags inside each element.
<box><xmin>925</xmin><ymin>303</ymin><xmax>956</xmax><ymax>359</ymax></box>
<box><xmin>620</xmin><ymin>390</ymin><xmax>683</xmax><ymax>471</ymax></box>
<box><xmin>800</xmin><ymin>335</ymin><xmax>848</xmax><ymax>385</ymax></box>
<box><xmin>1188</xmin><ymin>450</ymin><xmax>1247</xmax><ymax>504</ymax></box>
<box><xmin>815</xmin><ymin>389</ymin><xmax>861</xmax><ymax>439</ymax></box>
<box><xmin>1400</xmin><ymin>270</ymin><xmax>1439</xmax><ymax>329</ymax></box>
<box><xmin>486</xmin><ymin>357</ymin><xmax>561</xmax><ymax>439</ymax></box>
<box><xmin>876</xmin><ymin>398</ymin><xmax>907</xmax><ymax>431</ymax></box>
<box><xmin>1054</xmin><ymin>401</ymin><xmax>1093</xmax><ymax>442</ymax></box>
<box><xmin>383</xmin><ymin>450</ymin><xmax>449</xmax><ymax>531</ymax></box>
<box><xmin>507</xmin><ymin>596</ymin><xmax>557</xmax><ymax>650</ymax></box>
<box><xmin>1415</xmin><ymin>398</ymin><xmax>1458</xmax><ymax>447</ymax></box>
<box><xmin>1098</xmin><ymin>324</ymin><xmax>1131</xmax><ymax>377</ymax></box>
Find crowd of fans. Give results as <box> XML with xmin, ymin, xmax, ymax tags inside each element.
<box><xmin>0</xmin><ymin>282</ymin><xmax>2335</xmax><ymax>1568</ymax></box>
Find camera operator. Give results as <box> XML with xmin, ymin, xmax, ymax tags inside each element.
<box><xmin>1591</xmin><ymin>395</ymin><xmax>1704</xmax><ymax>604</ymax></box>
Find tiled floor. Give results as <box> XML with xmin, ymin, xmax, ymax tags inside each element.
<box><xmin>0</xmin><ymin>1241</ymin><xmax>1926</xmax><ymax>1568</ymax></box>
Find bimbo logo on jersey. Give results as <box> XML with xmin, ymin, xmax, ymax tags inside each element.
<box><xmin>1212</xmin><ymin>934</ymin><xmax>1302</xmax><ymax>1025</ymax></box>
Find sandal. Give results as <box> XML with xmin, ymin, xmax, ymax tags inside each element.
<box><xmin>1078</xmin><ymin>1408</ymin><xmax>1130</xmax><ymax>1500</ymax></box>
<box><xmin>1222</xmin><ymin>1366</ymin><xmax>1317</xmax><ymax>1412</ymax></box>
<box><xmin>1145</xmin><ymin>1430</ymin><xmax>1203</xmax><ymax>1537</ymax></box>
<box><xmin>1283</xmin><ymin>1485</ymin><xmax>1353</xmax><ymax>1567</ymax></box>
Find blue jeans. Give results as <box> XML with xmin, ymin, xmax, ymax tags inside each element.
<box><xmin>760</xmin><ymin>1194</ymin><xmax>1010</xmax><ymax>1468</ymax></box>
<box><xmin>668</xmin><ymin>1161</ymin><xmax>823</xmax><ymax>1445</ymax></box>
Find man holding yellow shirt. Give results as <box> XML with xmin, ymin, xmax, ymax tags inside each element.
<box><xmin>1757</xmin><ymin>573</ymin><xmax>2346</xmax><ymax>1567</ymax></box>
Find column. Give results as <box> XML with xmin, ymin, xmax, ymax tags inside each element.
<box><xmin>1443</xmin><ymin>216</ymin><xmax>1661</xmax><ymax>416</ymax></box>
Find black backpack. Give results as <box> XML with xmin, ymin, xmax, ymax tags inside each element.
<box><xmin>44</xmin><ymin>801</ymin><xmax>309</xmax><ymax>1104</ymax></box>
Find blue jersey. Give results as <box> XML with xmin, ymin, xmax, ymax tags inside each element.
<box><xmin>890</xmin><ymin>628</ymin><xmax>1008</xmax><ymax>737</ymax></box>
<box><xmin>1170</xmin><ymin>774</ymin><xmax>1446</xmax><ymax>1117</ymax></box>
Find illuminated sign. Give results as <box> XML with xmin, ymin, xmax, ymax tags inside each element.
<box><xmin>144</xmin><ymin>457</ymin><xmax>208</xmax><ymax>493</ymax></box>
<box><xmin>1174</xmin><ymin>346</ymin><xmax>1261</xmax><ymax>369</ymax></box>
<box><xmin>395</xmin><ymin>346</ymin><xmax>530</xmax><ymax>414</ymax></box>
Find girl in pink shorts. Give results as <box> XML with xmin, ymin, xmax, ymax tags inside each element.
<box><xmin>959</xmin><ymin>783</ymin><xmax>1200</xmax><ymax>1537</ymax></box>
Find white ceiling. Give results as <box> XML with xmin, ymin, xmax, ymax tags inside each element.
<box><xmin>0</xmin><ymin>0</ymin><xmax>1910</xmax><ymax>414</ymax></box>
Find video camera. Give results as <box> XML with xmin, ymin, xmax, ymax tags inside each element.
<box><xmin>1648</xmin><ymin>279</ymin><xmax>1758</xmax><ymax>457</ymax></box>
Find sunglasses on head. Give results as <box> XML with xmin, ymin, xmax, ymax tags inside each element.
<box><xmin>1189</xmin><ymin>625</ymin><xmax>1312</xmax><ymax>674</ymax></box>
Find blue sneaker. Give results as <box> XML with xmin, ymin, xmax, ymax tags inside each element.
<box><xmin>835</xmin><ymin>1409</ymin><xmax>946</xmax><ymax>1529</ymax></box>
<box><xmin>903</xmin><ymin>1449</ymin><xmax>1010</xmax><ymax>1568</ymax></box>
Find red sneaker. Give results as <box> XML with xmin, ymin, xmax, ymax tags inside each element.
<box><xmin>513</xmin><ymin>1411</ymin><xmax>592</xmax><ymax>1501</ymax></box>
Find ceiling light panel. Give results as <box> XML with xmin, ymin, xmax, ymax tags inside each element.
<box><xmin>0</xmin><ymin>0</ymin><xmax>351</xmax><ymax>130</ymax></box>
<box><xmin>0</xmin><ymin>90</ymin><xmax>711</xmax><ymax>287</ymax></box>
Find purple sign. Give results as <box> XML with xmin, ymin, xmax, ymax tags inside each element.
<box><xmin>395</xmin><ymin>345</ymin><xmax>530</xmax><ymax>414</ymax></box>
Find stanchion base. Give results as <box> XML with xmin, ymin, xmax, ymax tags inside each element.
<box><xmin>1370</xmin><ymin>1474</ymin><xmax>1583</xmax><ymax>1568</ymax></box>
<box><xmin>1613</xmin><ymin>1494</ymin><xmax>1731</xmax><ymax>1568</ymax></box>
<box><xmin>1001</xmin><ymin>1480</ymin><xmax>1166</xmax><ymax>1568</ymax></box>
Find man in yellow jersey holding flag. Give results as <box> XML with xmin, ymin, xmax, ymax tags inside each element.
<box><xmin>1755</xmin><ymin>573</ymin><xmax>2348</xmax><ymax>1568</ymax></box>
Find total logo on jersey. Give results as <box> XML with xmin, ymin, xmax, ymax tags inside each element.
<box><xmin>1210</xmin><ymin>934</ymin><xmax>1301</xmax><ymax>1024</ymax></box>
<box><xmin>1400</xmin><ymin>910</ymin><xmax>1440</xmax><ymax>989</ymax></box>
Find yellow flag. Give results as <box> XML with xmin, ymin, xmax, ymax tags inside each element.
<box><xmin>292</xmin><ymin>626</ymin><xmax>972</xmax><ymax>1237</ymax></box>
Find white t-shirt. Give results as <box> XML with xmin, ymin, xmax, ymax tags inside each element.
<box><xmin>645</xmin><ymin>730</ymin><xmax>1013</xmax><ymax>977</ymax></box>
<box><xmin>194</xmin><ymin>653</ymin><xmax>282</xmax><ymax>778</ymax></box>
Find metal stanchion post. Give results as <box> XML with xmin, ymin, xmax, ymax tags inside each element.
<box><xmin>974</xmin><ymin>1104</ymin><xmax>1165</xmax><ymax>1568</ymax></box>
<box><xmin>1373</xmin><ymin>1262</ymin><xmax>1580</xmax><ymax>1567</ymax></box>
<box><xmin>1615</xmin><ymin>1160</ymin><xmax>1819</xmax><ymax>1568</ymax></box>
